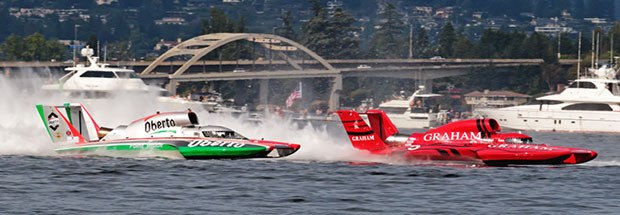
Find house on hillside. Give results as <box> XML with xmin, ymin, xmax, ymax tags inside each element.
<box><xmin>464</xmin><ymin>90</ymin><xmax>531</xmax><ymax>109</ymax></box>
<box><xmin>155</xmin><ymin>17</ymin><xmax>186</xmax><ymax>25</ymax></box>
<box><xmin>154</xmin><ymin>38</ymin><xmax>182</xmax><ymax>51</ymax></box>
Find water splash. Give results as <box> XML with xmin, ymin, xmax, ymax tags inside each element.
<box><xmin>0</xmin><ymin>71</ymin><xmax>58</xmax><ymax>155</ymax></box>
<box><xmin>0</xmin><ymin>69</ymin><xmax>364</xmax><ymax>162</ymax></box>
<box><xmin>203</xmin><ymin>112</ymin><xmax>364</xmax><ymax>162</ymax></box>
<box><xmin>0</xmin><ymin>69</ymin><xmax>178</xmax><ymax>156</ymax></box>
<box><xmin>582</xmin><ymin>160</ymin><xmax>620</xmax><ymax>167</ymax></box>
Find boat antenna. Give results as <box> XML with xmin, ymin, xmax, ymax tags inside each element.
<box><xmin>557</xmin><ymin>29</ymin><xmax>561</xmax><ymax>59</ymax></box>
<box><xmin>596</xmin><ymin>31</ymin><xmax>601</xmax><ymax>69</ymax></box>
<box><xmin>610</xmin><ymin>33</ymin><xmax>614</xmax><ymax>65</ymax></box>
<box><xmin>577</xmin><ymin>32</ymin><xmax>581</xmax><ymax>79</ymax></box>
<box><xmin>592</xmin><ymin>30</ymin><xmax>595</xmax><ymax>70</ymax></box>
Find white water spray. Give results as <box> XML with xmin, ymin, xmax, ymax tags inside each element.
<box><xmin>202</xmin><ymin>112</ymin><xmax>367</xmax><ymax>162</ymax></box>
<box><xmin>0</xmin><ymin>70</ymin><xmax>59</xmax><ymax>155</ymax></box>
<box><xmin>0</xmin><ymin>69</ymin><xmax>366</xmax><ymax>163</ymax></box>
<box><xmin>0</xmin><ymin>69</ymin><xmax>177</xmax><ymax>156</ymax></box>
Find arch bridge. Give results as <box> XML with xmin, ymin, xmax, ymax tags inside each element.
<box><xmin>141</xmin><ymin>33</ymin><xmax>341</xmax><ymax>109</ymax></box>
<box><xmin>140</xmin><ymin>33</ymin><xmax>544</xmax><ymax>111</ymax></box>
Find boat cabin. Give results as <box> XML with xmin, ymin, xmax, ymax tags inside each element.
<box><xmin>567</xmin><ymin>79</ymin><xmax>620</xmax><ymax>96</ymax></box>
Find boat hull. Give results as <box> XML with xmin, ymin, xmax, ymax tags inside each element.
<box><xmin>55</xmin><ymin>138</ymin><xmax>300</xmax><ymax>159</ymax></box>
<box><xmin>377</xmin><ymin>143</ymin><xmax>597</xmax><ymax>166</ymax></box>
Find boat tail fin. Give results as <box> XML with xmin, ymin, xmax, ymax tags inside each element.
<box><xmin>36</xmin><ymin>103</ymin><xmax>100</xmax><ymax>144</ymax></box>
<box><xmin>335</xmin><ymin>110</ymin><xmax>386</xmax><ymax>152</ymax></box>
<box><xmin>365</xmin><ymin>109</ymin><xmax>399</xmax><ymax>141</ymax></box>
<box><xmin>63</xmin><ymin>103</ymin><xmax>100</xmax><ymax>141</ymax></box>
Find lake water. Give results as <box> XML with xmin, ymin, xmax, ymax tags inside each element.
<box><xmin>1</xmin><ymin>75</ymin><xmax>619</xmax><ymax>214</ymax></box>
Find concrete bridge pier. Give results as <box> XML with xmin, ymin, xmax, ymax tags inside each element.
<box><xmin>329</xmin><ymin>75</ymin><xmax>342</xmax><ymax>111</ymax></box>
<box><xmin>167</xmin><ymin>79</ymin><xmax>178</xmax><ymax>96</ymax></box>
<box><xmin>259</xmin><ymin>79</ymin><xmax>269</xmax><ymax>105</ymax></box>
<box><xmin>423</xmin><ymin>79</ymin><xmax>433</xmax><ymax>92</ymax></box>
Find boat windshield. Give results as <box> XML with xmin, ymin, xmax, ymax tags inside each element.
<box><xmin>202</xmin><ymin>130</ymin><xmax>247</xmax><ymax>139</ymax></box>
<box><xmin>58</xmin><ymin>71</ymin><xmax>77</xmax><ymax>83</ymax></box>
<box><xmin>380</xmin><ymin>107</ymin><xmax>408</xmax><ymax>114</ymax></box>
<box><xmin>568</xmin><ymin>81</ymin><xmax>596</xmax><ymax>89</ymax></box>
<box><xmin>115</xmin><ymin>71</ymin><xmax>140</xmax><ymax>79</ymax></box>
<box><xmin>561</xmin><ymin>103</ymin><xmax>613</xmax><ymax>111</ymax></box>
<box><xmin>411</xmin><ymin>107</ymin><xmax>431</xmax><ymax>113</ymax></box>
<box><xmin>505</xmin><ymin>138</ymin><xmax>533</xmax><ymax>144</ymax></box>
<box><xmin>80</xmin><ymin>71</ymin><xmax>116</xmax><ymax>78</ymax></box>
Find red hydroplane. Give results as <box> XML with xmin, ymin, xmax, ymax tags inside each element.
<box><xmin>336</xmin><ymin>109</ymin><xmax>597</xmax><ymax>166</ymax></box>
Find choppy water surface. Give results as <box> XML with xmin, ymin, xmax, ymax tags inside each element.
<box><xmin>1</xmin><ymin>132</ymin><xmax>619</xmax><ymax>214</ymax></box>
<box><xmin>1</xmin><ymin>75</ymin><xmax>620</xmax><ymax>214</ymax></box>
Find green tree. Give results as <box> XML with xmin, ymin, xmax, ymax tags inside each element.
<box><xmin>202</xmin><ymin>7</ymin><xmax>234</xmax><ymax>34</ymax></box>
<box><xmin>369</xmin><ymin>2</ymin><xmax>406</xmax><ymax>58</ymax></box>
<box><xmin>438</xmin><ymin>22</ymin><xmax>456</xmax><ymax>57</ymax></box>
<box><xmin>106</xmin><ymin>41</ymin><xmax>133</xmax><ymax>61</ymax></box>
<box><xmin>608</xmin><ymin>23</ymin><xmax>620</xmax><ymax>59</ymax></box>
<box><xmin>453</xmin><ymin>33</ymin><xmax>475</xmax><ymax>58</ymax></box>
<box><xmin>1</xmin><ymin>33</ymin><xmax>65</xmax><ymax>61</ymax></box>
<box><xmin>23</xmin><ymin>33</ymin><xmax>47</xmax><ymax>61</ymax></box>
<box><xmin>45</xmin><ymin>40</ymin><xmax>66</xmax><ymax>61</ymax></box>
<box><xmin>232</xmin><ymin>15</ymin><xmax>253</xmax><ymax>60</ymax></box>
<box><xmin>326</xmin><ymin>7</ymin><xmax>360</xmax><ymax>59</ymax></box>
<box><xmin>301</xmin><ymin>0</ymin><xmax>330</xmax><ymax>57</ymax></box>
<box><xmin>1</xmin><ymin>34</ymin><xmax>24</xmax><ymax>60</ymax></box>
<box><xmin>234</xmin><ymin>15</ymin><xmax>246</xmax><ymax>33</ymax></box>
<box><xmin>107</xmin><ymin>10</ymin><xmax>131</xmax><ymax>41</ymax></box>
<box><xmin>199</xmin><ymin>7</ymin><xmax>244</xmax><ymax>61</ymax></box>
<box><xmin>523</xmin><ymin>32</ymin><xmax>556</xmax><ymax>62</ymax></box>
<box><xmin>503</xmin><ymin>31</ymin><xmax>527</xmax><ymax>58</ymax></box>
<box><xmin>301</xmin><ymin>2</ymin><xmax>360</xmax><ymax>59</ymax></box>
<box><xmin>541</xmin><ymin>63</ymin><xmax>566</xmax><ymax>91</ymax></box>
<box><xmin>413</xmin><ymin>27</ymin><xmax>431</xmax><ymax>58</ymax></box>
<box><xmin>276</xmin><ymin>10</ymin><xmax>297</xmax><ymax>40</ymax></box>
<box><xmin>477</xmin><ymin>29</ymin><xmax>503</xmax><ymax>58</ymax></box>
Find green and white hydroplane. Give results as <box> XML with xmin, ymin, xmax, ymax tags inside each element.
<box><xmin>36</xmin><ymin>103</ymin><xmax>300</xmax><ymax>159</ymax></box>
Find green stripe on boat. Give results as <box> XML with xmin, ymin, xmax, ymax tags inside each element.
<box><xmin>63</xmin><ymin>103</ymin><xmax>72</xmax><ymax>124</ymax></box>
<box><xmin>152</xmin><ymin>130</ymin><xmax>177</xmax><ymax>134</ymax></box>
<box><xmin>56</xmin><ymin>144</ymin><xmax>178</xmax><ymax>152</ymax></box>
<box><xmin>178</xmin><ymin>146</ymin><xmax>267</xmax><ymax>157</ymax></box>
<box><xmin>36</xmin><ymin>104</ymin><xmax>53</xmax><ymax>140</ymax></box>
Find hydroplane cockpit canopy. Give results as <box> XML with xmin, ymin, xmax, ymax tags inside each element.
<box><xmin>200</xmin><ymin>126</ymin><xmax>247</xmax><ymax>140</ymax></box>
<box><xmin>504</xmin><ymin>137</ymin><xmax>533</xmax><ymax>144</ymax></box>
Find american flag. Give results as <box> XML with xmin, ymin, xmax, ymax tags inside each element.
<box><xmin>285</xmin><ymin>82</ymin><xmax>302</xmax><ymax>108</ymax></box>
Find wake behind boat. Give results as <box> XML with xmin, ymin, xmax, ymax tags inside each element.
<box><xmin>36</xmin><ymin>103</ymin><xmax>300</xmax><ymax>159</ymax></box>
<box><xmin>476</xmin><ymin>65</ymin><xmax>620</xmax><ymax>133</ymax></box>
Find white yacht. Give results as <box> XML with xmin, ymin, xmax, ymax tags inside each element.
<box><xmin>476</xmin><ymin>65</ymin><xmax>620</xmax><ymax>133</ymax></box>
<box><xmin>375</xmin><ymin>86</ymin><xmax>443</xmax><ymax>129</ymax></box>
<box><xmin>42</xmin><ymin>47</ymin><xmax>205</xmax><ymax>110</ymax></box>
<box><xmin>43</xmin><ymin>47</ymin><xmax>164</xmax><ymax>95</ymax></box>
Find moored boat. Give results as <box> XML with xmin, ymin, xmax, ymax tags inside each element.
<box><xmin>41</xmin><ymin>47</ymin><xmax>212</xmax><ymax>111</ymax></box>
<box><xmin>373</xmin><ymin>85</ymin><xmax>444</xmax><ymax>129</ymax></box>
<box><xmin>475</xmin><ymin>65</ymin><xmax>620</xmax><ymax>133</ymax></box>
